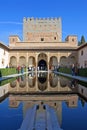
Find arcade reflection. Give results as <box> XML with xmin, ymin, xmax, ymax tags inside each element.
<box><xmin>8</xmin><ymin>72</ymin><xmax>87</xmax><ymax>99</ymax></box>
<box><xmin>8</xmin><ymin>73</ymin><xmax>87</xmax><ymax>113</ymax></box>
<box><xmin>9</xmin><ymin>72</ymin><xmax>73</xmax><ymax>93</ymax></box>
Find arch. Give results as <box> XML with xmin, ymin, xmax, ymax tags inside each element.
<box><xmin>38</xmin><ymin>59</ymin><xmax>47</xmax><ymax>70</ymax></box>
<box><xmin>38</xmin><ymin>72</ymin><xmax>47</xmax><ymax>91</ymax></box>
<box><xmin>28</xmin><ymin>78</ymin><xmax>36</xmax><ymax>88</ymax></box>
<box><xmin>49</xmin><ymin>73</ymin><xmax>58</xmax><ymax>87</ymax></box>
<box><xmin>49</xmin><ymin>56</ymin><xmax>58</xmax><ymax>70</ymax></box>
<box><xmin>28</xmin><ymin>73</ymin><xmax>36</xmax><ymax>88</ymax></box>
<box><xmin>38</xmin><ymin>72</ymin><xmax>47</xmax><ymax>83</ymax></box>
<box><xmin>69</xmin><ymin>56</ymin><xmax>76</xmax><ymax>66</ymax></box>
<box><xmin>19</xmin><ymin>75</ymin><xmax>26</xmax><ymax>88</ymax></box>
<box><xmin>28</xmin><ymin>56</ymin><xmax>36</xmax><ymax>68</ymax></box>
<box><xmin>38</xmin><ymin>84</ymin><xmax>47</xmax><ymax>91</ymax></box>
<box><xmin>10</xmin><ymin>56</ymin><xmax>17</xmax><ymax>67</ymax></box>
<box><xmin>38</xmin><ymin>53</ymin><xmax>47</xmax><ymax>70</ymax></box>
<box><xmin>60</xmin><ymin>77</ymin><xmax>68</xmax><ymax>87</ymax></box>
<box><xmin>10</xmin><ymin>81</ymin><xmax>17</xmax><ymax>88</ymax></box>
<box><xmin>19</xmin><ymin>56</ymin><xmax>26</xmax><ymax>66</ymax></box>
<box><xmin>38</xmin><ymin>53</ymin><xmax>47</xmax><ymax>59</ymax></box>
<box><xmin>60</xmin><ymin>56</ymin><xmax>67</xmax><ymax>67</ymax></box>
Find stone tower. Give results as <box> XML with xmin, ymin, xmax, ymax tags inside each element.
<box><xmin>23</xmin><ymin>17</ymin><xmax>62</xmax><ymax>42</ymax></box>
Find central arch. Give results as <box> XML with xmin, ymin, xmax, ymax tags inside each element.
<box><xmin>38</xmin><ymin>59</ymin><xmax>47</xmax><ymax>70</ymax></box>
<box><xmin>38</xmin><ymin>53</ymin><xmax>47</xmax><ymax>71</ymax></box>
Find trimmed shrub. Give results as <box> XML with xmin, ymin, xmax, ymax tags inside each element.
<box><xmin>78</xmin><ymin>68</ymin><xmax>87</xmax><ymax>77</ymax></box>
<box><xmin>0</xmin><ymin>68</ymin><xmax>17</xmax><ymax>77</ymax></box>
<box><xmin>59</xmin><ymin>67</ymin><xmax>71</xmax><ymax>74</ymax></box>
<box><xmin>59</xmin><ymin>67</ymin><xmax>87</xmax><ymax>77</ymax></box>
<box><xmin>0</xmin><ymin>77</ymin><xmax>16</xmax><ymax>86</ymax></box>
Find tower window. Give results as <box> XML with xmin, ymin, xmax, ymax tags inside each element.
<box><xmin>54</xmin><ymin>37</ymin><xmax>56</xmax><ymax>40</ymax></box>
<box><xmin>12</xmin><ymin>38</ymin><xmax>15</xmax><ymax>42</ymax></box>
<box><xmin>84</xmin><ymin>60</ymin><xmax>87</xmax><ymax>68</ymax></box>
<box><xmin>41</xmin><ymin>38</ymin><xmax>44</xmax><ymax>41</ymax></box>
<box><xmin>72</xmin><ymin>38</ymin><xmax>74</xmax><ymax>42</ymax></box>
<box><xmin>2</xmin><ymin>59</ymin><xmax>4</xmax><ymax>65</ymax></box>
<box><xmin>4</xmin><ymin>50</ymin><xmax>6</xmax><ymax>55</ymax></box>
<box><xmin>81</xmin><ymin>50</ymin><xmax>83</xmax><ymax>56</ymax></box>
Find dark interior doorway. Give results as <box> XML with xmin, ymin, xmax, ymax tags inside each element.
<box><xmin>38</xmin><ymin>60</ymin><xmax>47</xmax><ymax>70</ymax></box>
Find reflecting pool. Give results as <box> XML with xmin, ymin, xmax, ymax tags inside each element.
<box><xmin>0</xmin><ymin>72</ymin><xmax>87</xmax><ymax>130</ymax></box>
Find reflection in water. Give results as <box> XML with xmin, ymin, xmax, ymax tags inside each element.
<box><xmin>10</xmin><ymin>72</ymin><xmax>70</xmax><ymax>92</ymax></box>
<box><xmin>9</xmin><ymin>94</ymin><xmax>78</xmax><ymax>128</ymax></box>
<box><xmin>8</xmin><ymin>72</ymin><xmax>87</xmax><ymax>95</ymax></box>
<box><xmin>10</xmin><ymin>81</ymin><xmax>17</xmax><ymax>88</ymax></box>
<box><xmin>19</xmin><ymin>75</ymin><xmax>26</xmax><ymax>88</ymax></box>
<box><xmin>49</xmin><ymin>73</ymin><xmax>58</xmax><ymax>87</ymax></box>
<box><xmin>38</xmin><ymin>72</ymin><xmax>47</xmax><ymax>91</ymax></box>
<box><xmin>0</xmin><ymin>72</ymin><xmax>87</xmax><ymax>130</ymax></box>
<box><xmin>60</xmin><ymin>76</ymin><xmax>69</xmax><ymax>87</ymax></box>
<box><xmin>28</xmin><ymin>72</ymin><xmax>36</xmax><ymax>88</ymax></box>
<box><xmin>38</xmin><ymin>72</ymin><xmax>47</xmax><ymax>84</ymax></box>
<box><xmin>8</xmin><ymin>72</ymin><xmax>87</xmax><ymax>102</ymax></box>
<box><xmin>70</xmin><ymin>79</ymin><xmax>78</xmax><ymax>88</ymax></box>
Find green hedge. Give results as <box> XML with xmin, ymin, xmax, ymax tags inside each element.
<box><xmin>0</xmin><ymin>68</ymin><xmax>17</xmax><ymax>77</ymax></box>
<box><xmin>59</xmin><ymin>67</ymin><xmax>87</xmax><ymax>77</ymax></box>
<box><xmin>78</xmin><ymin>68</ymin><xmax>87</xmax><ymax>77</ymax></box>
<box><xmin>59</xmin><ymin>67</ymin><xmax>71</xmax><ymax>74</ymax></box>
<box><xmin>0</xmin><ymin>77</ymin><xmax>16</xmax><ymax>86</ymax></box>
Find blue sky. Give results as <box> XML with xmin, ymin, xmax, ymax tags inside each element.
<box><xmin>0</xmin><ymin>0</ymin><xmax>87</xmax><ymax>45</ymax></box>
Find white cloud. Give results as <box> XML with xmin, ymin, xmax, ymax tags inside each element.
<box><xmin>0</xmin><ymin>21</ymin><xmax>22</xmax><ymax>25</ymax></box>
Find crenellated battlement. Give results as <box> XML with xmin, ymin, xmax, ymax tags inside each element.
<box><xmin>23</xmin><ymin>17</ymin><xmax>61</xmax><ymax>22</ymax></box>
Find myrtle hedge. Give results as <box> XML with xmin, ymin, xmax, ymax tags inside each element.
<box><xmin>59</xmin><ymin>67</ymin><xmax>87</xmax><ymax>77</ymax></box>
<box><xmin>0</xmin><ymin>68</ymin><xmax>17</xmax><ymax>77</ymax></box>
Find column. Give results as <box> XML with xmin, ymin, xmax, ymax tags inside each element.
<box><xmin>26</xmin><ymin>52</ymin><xmax>28</xmax><ymax>71</ymax></box>
<box><xmin>35</xmin><ymin>52</ymin><xmax>38</xmax><ymax>71</ymax></box>
<box><xmin>47</xmin><ymin>52</ymin><xmax>50</xmax><ymax>71</ymax></box>
<box><xmin>17</xmin><ymin>52</ymin><xmax>19</xmax><ymax>67</ymax></box>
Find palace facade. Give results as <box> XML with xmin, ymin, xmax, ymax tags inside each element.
<box><xmin>0</xmin><ymin>17</ymin><xmax>86</xmax><ymax>69</ymax></box>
